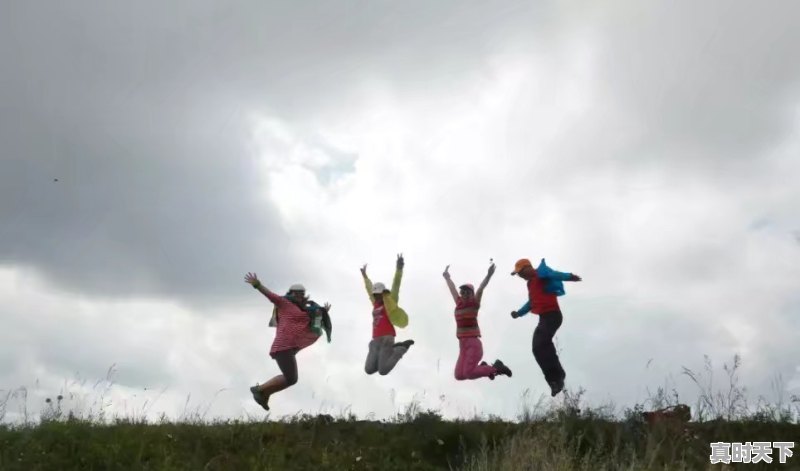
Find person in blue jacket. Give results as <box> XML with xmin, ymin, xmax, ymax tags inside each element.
<box><xmin>511</xmin><ymin>258</ymin><xmax>581</xmax><ymax>397</ymax></box>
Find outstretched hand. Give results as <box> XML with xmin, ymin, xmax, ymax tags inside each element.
<box><xmin>510</xmin><ymin>311</ymin><xmax>519</xmax><ymax>319</ymax></box>
<box><xmin>571</xmin><ymin>274</ymin><xmax>582</xmax><ymax>282</ymax></box>
<box><xmin>396</xmin><ymin>253</ymin><xmax>404</xmax><ymax>269</ymax></box>
<box><xmin>360</xmin><ymin>264</ymin><xmax>368</xmax><ymax>277</ymax></box>
<box><xmin>244</xmin><ymin>272</ymin><xmax>260</xmax><ymax>287</ymax></box>
<box><xmin>487</xmin><ymin>261</ymin><xmax>496</xmax><ymax>276</ymax></box>
<box><xmin>443</xmin><ymin>265</ymin><xmax>451</xmax><ymax>278</ymax></box>
<box><xmin>323</xmin><ymin>302</ymin><xmax>332</xmax><ymax>312</ymax></box>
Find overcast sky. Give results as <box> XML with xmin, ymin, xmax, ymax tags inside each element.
<box><xmin>2</xmin><ymin>0</ymin><xmax>799</xmax><ymax>423</ymax></box>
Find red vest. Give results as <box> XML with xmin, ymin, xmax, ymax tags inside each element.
<box><xmin>527</xmin><ymin>273</ymin><xmax>560</xmax><ymax>314</ymax></box>
<box><xmin>454</xmin><ymin>297</ymin><xmax>481</xmax><ymax>338</ymax></box>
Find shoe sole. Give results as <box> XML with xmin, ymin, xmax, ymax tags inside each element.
<box><xmin>550</xmin><ymin>382</ymin><xmax>565</xmax><ymax>397</ymax></box>
<box><xmin>250</xmin><ymin>388</ymin><xmax>270</xmax><ymax>411</ymax></box>
<box><xmin>493</xmin><ymin>361</ymin><xmax>512</xmax><ymax>378</ymax></box>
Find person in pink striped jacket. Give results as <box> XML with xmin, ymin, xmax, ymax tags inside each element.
<box><xmin>443</xmin><ymin>261</ymin><xmax>512</xmax><ymax>381</ymax></box>
<box><xmin>244</xmin><ymin>272</ymin><xmax>329</xmax><ymax>411</ymax></box>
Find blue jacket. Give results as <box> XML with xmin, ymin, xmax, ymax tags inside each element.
<box><xmin>535</xmin><ymin>258</ymin><xmax>571</xmax><ymax>296</ymax></box>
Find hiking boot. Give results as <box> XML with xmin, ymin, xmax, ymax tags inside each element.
<box><xmin>250</xmin><ymin>385</ymin><xmax>270</xmax><ymax>411</ymax></box>
<box><xmin>492</xmin><ymin>360</ymin><xmax>512</xmax><ymax>378</ymax></box>
<box><xmin>394</xmin><ymin>339</ymin><xmax>415</xmax><ymax>349</ymax></box>
<box><xmin>549</xmin><ymin>378</ymin><xmax>565</xmax><ymax>397</ymax></box>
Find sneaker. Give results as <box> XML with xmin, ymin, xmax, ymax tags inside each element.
<box><xmin>492</xmin><ymin>360</ymin><xmax>512</xmax><ymax>377</ymax></box>
<box><xmin>250</xmin><ymin>385</ymin><xmax>270</xmax><ymax>411</ymax></box>
<box><xmin>549</xmin><ymin>378</ymin><xmax>565</xmax><ymax>397</ymax></box>
<box><xmin>394</xmin><ymin>339</ymin><xmax>415</xmax><ymax>349</ymax></box>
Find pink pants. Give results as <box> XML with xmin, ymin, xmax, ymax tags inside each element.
<box><xmin>454</xmin><ymin>337</ymin><xmax>496</xmax><ymax>380</ymax></box>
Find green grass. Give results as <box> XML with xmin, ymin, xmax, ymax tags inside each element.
<box><xmin>2</xmin><ymin>355</ymin><xmax>799</xmax><ymax>470</ymax></box>
<box><xmin>2</xmin><ymin>408</ymin><xmax>799</xmax><ymax>470</ymax></box>
<box><xmin>0</xmin><ymin>412</ymin><xmax>509</xmax><ymax>470</ymax></box>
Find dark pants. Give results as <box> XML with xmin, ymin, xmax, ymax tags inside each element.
<box><xmin>532</xmin><ymin>310</ymin><xmax>565</xmax><ymax>384</ymax></box>
<box><xmin>272</xmin><ymin>348</ymin><xmax>299</xmax><ymax>385</ymax></box>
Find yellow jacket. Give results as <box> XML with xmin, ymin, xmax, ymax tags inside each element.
<box><xmin>362</xmin><ymin>267</ymin><xmax>409</xmax><ymax>328</ymax></box>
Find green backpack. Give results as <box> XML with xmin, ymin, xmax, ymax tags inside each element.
<box><xmin>269</xmin><ymin>298</ymin><xmax>332</xmax><ymax>342</ymax></box>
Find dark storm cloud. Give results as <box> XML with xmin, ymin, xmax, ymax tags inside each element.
<box><xmin>0</xmin><ymin>1</ymin><xmax>557</xmax><ymax>305</ymax></box>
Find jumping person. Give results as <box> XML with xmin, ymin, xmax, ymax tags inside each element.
<box><xmin>510</xmin><ymin>258</ymin><xmax>581</xmax><ymax>397</ymax></box>
<box><xmin>244</xmin><ymin>272</ymin><xmax>331</xmax><ymax>411</ymax></box>
<box><xmin>360</xmin><ymin>253</ymin><xmax>414</xmax><ymax>375</ymax></box>
<box><xmin>443</xmin><ymin>261</ymin><xmax>512</xmax><ymax>381</ymax></box>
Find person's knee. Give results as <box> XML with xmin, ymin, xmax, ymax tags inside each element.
<box><xmin>365</xmin><ymin>357</ymin><xmax>378</xmax><ymax>375</ymax></box>
<box><xmin>378</xmin><ymin>359</ymin><xmax>397</xmax><ymax>375</ymax></box>
<box><xmin>463</xmin><ymin>371</ymin><xmax>479</xmax><ymax>380</ymax></box>
<box><xmin>285</xmin><ymin>371</ymin><xmax>299</xmax><ymax>386</ymax></box>
<box><xmin>454</xmin><ymin>371</ymin><xmax>466</xmax><ymax>381</ymax></box>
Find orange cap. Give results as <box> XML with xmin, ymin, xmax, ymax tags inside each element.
<box><xmin>511</xmin><ymin>258</ymin><xmax>532</xmax><ymax>275</ymax></box>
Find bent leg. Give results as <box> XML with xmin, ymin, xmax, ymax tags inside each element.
<box><xmin>275</xmin><ymin>349</ymin><xmax>299</xmax><ymax>386</ymax></box>
<box><xmin>462</xmin><ymin>338</ymin><xmax>495</xmax><ymax>379</ymax></box>
<box><xmin>549</xmin><ymin>312</ymin><xmax>566</xmax><ymax>380</ymax></box>
<box><xmin>365</xmin><ymin>338</ymin><xmax>380</xmax><ymax>375</ymax></box>
<box><xmin>532</xmin><ymin>312</ymin><xmax>564</xmax><ymax>384</ymax></box>
<box><xmin>532</xmin><ymin>320</ymin><xmax>553</xmax><ymax>382</ymax></box>
<box><xmin>258</xmin><ymin>349</ymin><xmax>299</xmax><ymax>402</ymax></box>
<box><xmin>378</xmin><ymin>336</ymin><xmax>408</xmax><ymax>375</ymax></box>
<box><xmin>454</xmin><ymin>339</ymin><xmax>467</xmax><ymax>380</ymax></box>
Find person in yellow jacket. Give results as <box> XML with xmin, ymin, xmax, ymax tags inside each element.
<box><xmin>360</xmin><ymin>253</ymin><xmax>414</xmax><ymax>375</ymax></box>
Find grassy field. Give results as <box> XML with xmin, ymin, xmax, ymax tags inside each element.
<box><xmin>2</xmin><ymin>357</ymin><xmax>799</xmax><ymax>470</ymax></box>
<box><xmin>1</xmin><ymin>406</ymin><xmax>799</xmax><ymax>470</ymax></box>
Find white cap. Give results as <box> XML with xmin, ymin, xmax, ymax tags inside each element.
<box><xmin>288</xmin><ymin>283</ymin><xmax>306</xmax><ymax>292</ymax></box>
<box><xmin>371</xmin><ymin>282</ymin><xmax>387</xmax><ymax>294</ymax></box>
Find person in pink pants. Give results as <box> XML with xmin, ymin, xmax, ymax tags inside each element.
<box><xmin>443</xmin><ymin>261</ymin><xmax>512</xmax><ymax>381</ymax></box>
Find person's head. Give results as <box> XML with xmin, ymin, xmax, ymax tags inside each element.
<box><xmin>286</xmin><ymin>283</ymin><xmax>308</xmax><ymax>306</ymax></box>
<box><xmin>372</xmin><ymin>282</ymin><xmax>389</xmax><ymax>304</ymax></box>
<box><xmin>459</xmin><ymin>283</ymin><xmax>475</xmax><ymax>300</ymax></box>
<box><xmin>510</xmin><ymin>259</ymin><xmax>535</xmax><ymax>280</ymax></box>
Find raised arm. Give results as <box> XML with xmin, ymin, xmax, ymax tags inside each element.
<box><xmin>551</xmin><ymin>269</ymin><xmax>581</xmax><ymax>282</ymax></box>
<box><xmin>475</xmin><ymin>261</ymin><xmax>496</xmax><ymax>304</ymax></box>
<box><xmin>391</xmin><ymin>253</ymin><xmax>404</xmax><ymax>302</ymax></box>
<box><xmin>244</xmin><ymin>272</ymin><xmax>289</xmax><ymax>307</ymax></box>
<box><xmin>442</xmin><ymin>265</ymin><xmax>459</xmax><ymax>303</ymax></box>
<box><xmin>360</xmin><ymin>264</ymin><xmax>375</xmax><ymax>303</ymax></box>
